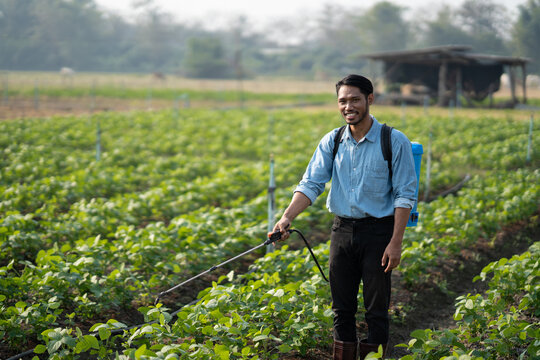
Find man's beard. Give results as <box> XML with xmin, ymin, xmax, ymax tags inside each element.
<box><xmin>345</xmin><ymin>106</ymin><xmax>369</xmax><ymax>126</ymax></box>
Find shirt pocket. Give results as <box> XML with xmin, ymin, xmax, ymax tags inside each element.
<box><xmin>362</xmin><ymin>163</ymin><xmax>389</xmax><ymax>193</ymax></box>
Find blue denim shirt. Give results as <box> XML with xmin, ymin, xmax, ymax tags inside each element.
<box><xmin>295</xmin><ymin>117</ymin><xmax>417</xmax><ymax>219</ymax></box>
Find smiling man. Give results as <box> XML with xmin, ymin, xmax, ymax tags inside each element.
<box><xmin>272</xmin><ymin>74</ymin><xmax>417</xmax><ymax>359</ymax></box>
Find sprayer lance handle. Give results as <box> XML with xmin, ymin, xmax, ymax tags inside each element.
<box><xmin>266</xmin><ymin>229</ymin><xmax>291</xmax><ymax>244</ymax></box>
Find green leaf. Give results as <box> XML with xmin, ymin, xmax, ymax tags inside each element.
<box><xmin>75</xmin><ymin>340</ymin><xmax>90</xmax><ymax>353</ymax></box>
<box><xmin>410</xmin><ymin>329</ymin><xmax>428</xmax><ymax>342</ymax></box>
<box><xmin>48</xmin><ymin>340</ymin><xmax>62</xmax><ymax>353</ymax></box>
<box><xmin>135</xmin><ymin>344</ymin><xmax>147</xmax><ymax>359</ymax></box>
<box><xmin>84</xmin><ymin>335</ymin><xmax>99</xmax><ymax>350</ymax></box>
<box><xmin>33</xmin><ymin>345</ymin><xmax>47</xmax><ymax>354</ymax></box>
<box><xmin>278</xmin><ymin>344</ymin><xmax>292</xmax><ymax>353</ymax></box>
<box><xmin>253</xmin><ymin>334</ymin><xmax>268</xmax><ymax>341</ymax></box>
<box><xmin>98</xmin><ymin>328</ymin><xmax>111</xmax><ymax>341</ymax></box>
<box><xmin>214</xmin><ymin>344</ymin><xmax>230</xmax><ymax>360</ymax></box>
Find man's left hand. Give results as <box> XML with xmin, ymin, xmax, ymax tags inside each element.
<box><xmin>381</xmin><ymin>240</ymin><xmax>402</xmax><ymax>273</ymax></box>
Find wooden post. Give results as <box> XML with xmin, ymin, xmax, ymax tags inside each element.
<box><xmin>508</xmin><ymin>66</ymin><xmax>518</xmax><ymax>105</ymax></box>
<box><xmin>456</xmin><ymin>67</ymin><xmax>462</xmax><ymax>108</ymax></box>
<box><xmin>438</xmin><ymin>61</ymin><xmax>447</xmax><ymax>107</ymax></box>
<box><xmin>522</xmin><ymin>63</ymin><xmax>527</xmax><ymax>104</ymax></box>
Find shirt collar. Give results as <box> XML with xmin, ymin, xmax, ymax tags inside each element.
<box><xmin>343</xmin><ymin>115</ymin><xmax>380</xmax><ymax>143</ymax></box>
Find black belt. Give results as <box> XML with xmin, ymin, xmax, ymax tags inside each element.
<box><xmin>336</xmin><ymin>215</ymin><xmax>394</xmax><ymax>224</ymax></box>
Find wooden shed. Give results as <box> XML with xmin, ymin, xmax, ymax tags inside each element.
<box><xmin>362</xmin><ymin>45</ymin><xmax>530</xmax><ymax>107</ymax></box>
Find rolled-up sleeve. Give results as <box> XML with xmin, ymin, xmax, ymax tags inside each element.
<box><xmin>294</xmin><ymin>131</ymin><xmax>335</xmax><ymax>205</ymax></box>
<box><xmin>391</xmin><ymin>131</ymin><xmax>417</xmax><ymax>209</ymax></box>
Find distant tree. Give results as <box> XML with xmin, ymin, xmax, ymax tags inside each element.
<box><xmin>457</xmin><ymin>0</ymin><xmax>510</xmax><ymax>38</ymax></box>
<box><xmin>356</xmin><ymin>1</ymin><xmax>409</xmax><ymax>52</ymax></box>
<box><xmin>0</xmin><ymin>0</ymin><xmax>37</xmax><ymax>69</ymax></box>
<box><xmin>422</xmin><ymin>6</ymin><xmax>471</xmax><ymax>47</ymax></box>
<box><xmin>0</xmin><ymin>0</ymin><xmax>112</xmax><ymax>70</ymax></box>
<box><xmin>512</xmin><ymin>0</ymin><xmax>540</xmax><ymax>73</ymax></box>
<box><xmin>419</xmin><ymin>0</ymin><xmax>509</xmax><ymax>55</ymax></box>
<box><xmin>183</xmin><ymin>37</ymin><xmax>233</xmax><ymax>78</ymax></box>
<box><xmin>456</xmin><ymin>0</ymin><xmax>509</xmax><ymax>54</ymax></box>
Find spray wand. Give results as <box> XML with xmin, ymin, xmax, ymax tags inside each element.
<box><xmin>154</xmin><ymin>228</ymin><xmax>328</xmax><ymax>305</ymax></box>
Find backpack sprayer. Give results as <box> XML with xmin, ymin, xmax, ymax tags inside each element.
<box><xmin>154</xmin><ymin>228</ymin><xmax>327</xmax><ymax>305</ymax></box>
<box><xmin>407</xmin><ymin>142</ymin><xmax>423</xmax><ymax>227</ymax></box>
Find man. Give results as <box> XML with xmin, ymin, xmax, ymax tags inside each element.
<box><xmin>272</xmin><ymin>74</ymin><xmax>417</xmax><ymax>359</ymax></box>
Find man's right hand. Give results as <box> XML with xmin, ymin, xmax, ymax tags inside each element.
<box><xmin>272</xmin><ymin>216</ymin><xmax>292</xmax><ymax>242</ymax></box>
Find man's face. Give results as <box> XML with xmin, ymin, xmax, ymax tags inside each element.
<box><xmin>337</xmin><ymin>85</ymin><xmax>373</xmax><ymax>126</ymax></box>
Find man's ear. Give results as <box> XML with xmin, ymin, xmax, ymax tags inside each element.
<box><xmin>367</xmin><ymin>93</ymin><xmax>374</xmax><ymax>105</ymax></box>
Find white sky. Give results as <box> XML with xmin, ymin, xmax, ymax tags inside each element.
<box><xmin>95</xmin><ymin>0</ymin><xmax>527</xmax><ymax>31</ymax></box>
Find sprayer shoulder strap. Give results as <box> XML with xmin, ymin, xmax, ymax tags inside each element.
<box><xmin>332</xmin><ymin>125</ymin><xmax>347</xmax><ymax>160</ymax></box>
<box><xmin>381</xmin><ymin>123</ymin><xmax>393</xmax><ymax>179</ymax></box>
<box><xmin>332</xmin><ymin>124</ymin><xmax>393</xmax><ymax>178</ymax></box>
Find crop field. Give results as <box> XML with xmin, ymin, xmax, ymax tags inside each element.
<box><xmin>0</xmin><ymin>90</ymin><xmax>539</xmax><ymax>359</ymax></box>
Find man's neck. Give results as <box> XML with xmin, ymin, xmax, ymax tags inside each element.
<box><xmin>349</xmin><ymin>116</ymin><xmax>373</xmax><ymax>142</ymax></box>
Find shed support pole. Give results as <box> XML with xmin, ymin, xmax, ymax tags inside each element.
<box><xmin>508</xmin><ymin>66</ymin><xmax>518</xmax><ymax>105</ymax></box>
<box><xmin>456</xmin><ymin>67</ymin><xmax>462</xmax><ymax>108</ymax></box>
<box><xmin>438</xmin><ymin>61</ymin><xmax>447</xmax><ymax>107</ymax></box>
<box><xmin>522</xmin><ymin>64</ymin><xmax>527</xmax><ymax>104</ymax></box>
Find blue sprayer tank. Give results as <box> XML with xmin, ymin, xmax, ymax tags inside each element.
<box><xmin>407</xmin><ymin>142</ymin><xmax>423</xmax><ymax>227</ymax></box>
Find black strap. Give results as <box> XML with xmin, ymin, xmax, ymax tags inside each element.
<box><xmin>332</xmin><ymin>124</ymin><xmax>393</xmax><ymax>180</ymax></box>
<box><xmin>381</xmin><ymin>123</ymin><xmax>393</xmax><ymax>180</ymax></box>
<box><xmin>332</xmin><ymin>125</ymin><xmax>347</xmax><ymax>160</ymax></box>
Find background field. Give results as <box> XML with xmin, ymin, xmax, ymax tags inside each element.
<box><xmin>2</xmin><ymin>71</ymin><xmax>539</xmax><ymax>120</ymax></box>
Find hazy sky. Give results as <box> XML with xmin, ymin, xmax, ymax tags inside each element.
<box><xmin>95</xmin><ymin>0</ymin><xmax>527</xmax><ymax>30</ymax></box>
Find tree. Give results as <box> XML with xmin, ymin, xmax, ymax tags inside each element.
<box><xmin>419</xmin><ymin>0</ymin><xmax>509</xmax><ymax>55</ymax></box>
<box><xmin>456</xmin><ymin>0</ymin><xmax>509</xmax><ymax>54</ymax></box>
<box><xmin>421</xmin><ymin>6</ymin><xmax>471</xmax><ymax>47</ymax></box>
<box><xmin>512</xmin><ymin>0</ymin><xmax>540</xmax><ymax>73</ymax></box>
<box><xmin>356</xmin><ymin>1</ymin><xmax>409</xmax><ymax>52</ymax></box>
<box><xmin>183</xmin><ymin>37</ymin><xmax>232</xmax><ymax>78</ymax></box>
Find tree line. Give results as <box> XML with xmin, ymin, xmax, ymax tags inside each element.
<box><xmin>1</xmin><ymin>0</ymin><xmax>539</xmax><ymax>77</ymax></box>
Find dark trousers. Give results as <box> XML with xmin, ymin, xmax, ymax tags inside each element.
<box><xmin>329</xmin><ymin>215</ymin><xmax>394</xmax><ymax>344</ymax></box>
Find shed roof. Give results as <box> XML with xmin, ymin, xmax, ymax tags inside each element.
<box><xmin>362</xmin><ymin>45</ymin><xmax>530</xmax><ymax>66</ymax></box>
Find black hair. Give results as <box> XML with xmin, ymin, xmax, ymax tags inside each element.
<box><xmin>335</xmin><ymin>74</ymin><xmax>373</xmax><ymax>97</ymax></box>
